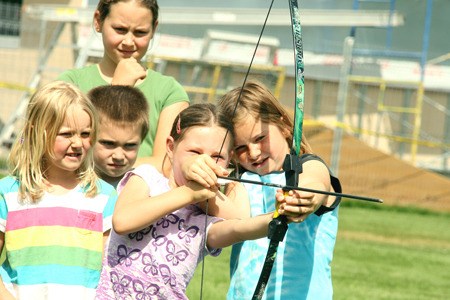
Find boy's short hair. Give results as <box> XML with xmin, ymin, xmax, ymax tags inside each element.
<box><xmin>88</xmin><ymin>85</ymin><xmax>149</xmax><ymax>140</ymax></box>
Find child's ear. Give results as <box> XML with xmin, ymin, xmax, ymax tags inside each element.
<box><xmin>93</xmin><ymin>11</ymin><xmax>102</xmax><ymax>32</ymax></box>
<box><xmin>166</xmin><ymin>136</ymin><xmax>175</xmax><ymax>161</ymax></box>
<box><xmin>151</xmin><ymin>20</ymin><xmax>159</xmax><ymax>36</ymax></box>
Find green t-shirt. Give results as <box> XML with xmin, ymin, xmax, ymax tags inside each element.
<box><xmin>58</xmin><ymin>64</ymin><xmax>189</xmax><ymax>156</ymax></box>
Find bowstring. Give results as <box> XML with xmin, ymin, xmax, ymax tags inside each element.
<box><xmin>199</xmin><ymin>1</ymin><xmax>275</xmax><ymax>299</ymax></box>
<box><xmin>216</xmin><ymin>0</ymin><xmax>275</xmax><ymax>160</ymax></box>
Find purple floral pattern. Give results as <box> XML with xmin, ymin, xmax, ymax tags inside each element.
<box><xmin>178</xmin><ymin>220</ymin><xmax>199</xmax><ymax>243</ymax></box>
<box><xmin>117</xmin><ymin>245</ymin><xmax>142</xmax><ymax>267</ymax></box>
<box><xmin>157</xmin><ymin>214</ymin><xmax>180</xmax><ymax>228</ymax></box>
<box><xmin>95</xmin><ymin>165</ymin><xmax>222</xmax><ymax>299</ymax></box>
<box><xmin>110</xmin><ymin>271</ymin><xmax>132</xmax><ymax>298</ymax></box>
<box><xmin>141</xmin><ymin>253</ymin><xmax>158</xmax><ymax>275</ymax></box>
<box><xmin>128</xmin><ymin>225</ymin><xmax>152</xmax><ymax>241</ymax></box>
<box><xmin>159</xmin><ymin>264</ymin><xmax>176</xmax><ymax>287</ymax></box>
<box><xmin>165</xmin><ymin>240</ymin><xmax>188</xmax><ymax>266</ymax></box>
<box><xmin>132</xmin><ymin>279</ymin><xmax>159</xmax><ymax>300</ymax></box>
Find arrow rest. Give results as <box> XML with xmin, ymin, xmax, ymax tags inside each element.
<box><xmin>282</xmin><ymin>150</ymin><xmax>303</xmax><ymax>189</ymax></box>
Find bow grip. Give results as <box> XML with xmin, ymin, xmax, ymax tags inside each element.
<box><xmin>268</xmin><ymin>215</ymin><xmax>288</xmax><ymax>242</ymax></box>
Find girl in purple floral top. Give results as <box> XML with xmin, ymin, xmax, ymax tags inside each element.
<box><xmin>95</xmin><ymin>104</ymin><xmax>282</xmax><ymax>299</ymax></box>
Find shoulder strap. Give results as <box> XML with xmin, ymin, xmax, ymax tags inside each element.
<box><xmin>299</xmin><ymin>154</ymin><xmax>342</xmax><ymax>216</ymax></box>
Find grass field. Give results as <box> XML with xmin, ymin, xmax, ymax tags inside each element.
<box><xmin>1</xmin><ymin>169</ymin><xmax>448</xmax><ymax>299</ymax></box>
<box><xmin>186</xmin><ymin>201</ymin><xmax>450</xmax><ymax>299</ymax></box>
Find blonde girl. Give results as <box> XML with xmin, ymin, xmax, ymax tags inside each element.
<box><xmin>0</xmin><ymin>81</ymin><xmax>117</xmax><ymax>299</ymax></box>
<box><xmin>218</xmin><ymin>80</ymin><xmax>341</xmax><ymax>299</ymax></box>
<box><xmin>58</xmin><ymin>0</ymin><xmax>189</xmax><ymax>167</ymax></box>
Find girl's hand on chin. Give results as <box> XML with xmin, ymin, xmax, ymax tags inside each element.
<box><xmin>112</xmin><ymin>58</ymin><xmax>147</xmax><ymax>86</ymax></box>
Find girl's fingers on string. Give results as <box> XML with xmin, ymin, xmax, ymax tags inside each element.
<box><xmin>193</xmin><ymin>168</ymin><xmax>216</xmax><ymax>188</ymax></box>
<box><xmin>184</xmin><ymin>162</ymin><xmax>210</xmax><ymax>187</ymax></box>
<box><xmin>186</xmin><ymin>174</ymin><xmax>206</xmax><ymax>188</ymax></box>
<box><xmin>194</xmin><ymin>160</ymin><xmax>218</xmax><ymax>187</ymax></box>
<box><xmin>201</xmin><ymin>170</ymin><xmax>217</xmax><ymax>188</ymax></box>
<box><xmin>203</xmin><ymin>165</ymin><xmax>219</xmax><ymax>184</ymax></box>
<box><xmin>204</xmin><ymin>156</ymin><xmax>229</xmax><ymax>177</ymax></box>
<box><xmin>182</xmin><ymin>156</ymin><xmax>216</xmax><ymax>187</ymax></box>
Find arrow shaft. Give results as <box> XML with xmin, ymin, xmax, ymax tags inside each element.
<box><xmin>217</xmin><ymin>175</ymin><xmax>383</xmax><ymax>203</ymax></box>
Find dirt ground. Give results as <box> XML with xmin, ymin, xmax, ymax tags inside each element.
<box><xmin>305</xmin><ymin>125</ymin><xmax>450</xmax><ymax>213</ymax></box>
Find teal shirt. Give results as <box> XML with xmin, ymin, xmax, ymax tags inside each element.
<box><xmin>58</xmin><ymin>65</ymin><xmax>189</xmax><ymax>156</ymax></box>
<box><xmin>227</xmin><ymin>171</ymin><xmax>338</xmax><ymax>300</ymax></box>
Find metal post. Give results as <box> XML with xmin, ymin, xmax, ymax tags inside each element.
<box><xmin>443</xmin><ymin>95</ymin><xmax>450</xmax><ymax>172</ymax></box>
<box><xmin>331</xmin><ymin>36</ymin><xmax>354</xmax><ymax>176</ymax></box>
<box><xmin>420</xmin><ymin>0</ymin><xmax>433</xmax><ymax>82</ymax></box>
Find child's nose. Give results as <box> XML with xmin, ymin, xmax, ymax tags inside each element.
<box><xmin>112</xmin><ymin>148</ymin><xmax>125</xmax><ymax>160</ymax></box>
<box><xmin>69</xmin><ymin>135</ymin><xmax>82</xmax><ymax>147</ymax></box>
<box><xmin>248</xmin><ymin>144</ymin><xmax>261</xmax><ymax>159</ymax></box>
<box><xmin>122</xmin><ymin>33</ymin><xmax>134</xmax><ymax>46</ymax></box>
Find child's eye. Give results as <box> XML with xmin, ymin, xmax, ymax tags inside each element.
<box><xmin>100</xmin><ymin>140</ymin><xmax>115</xmax><ymax>147</ymax></box>
<box><xmin>135</xmin><ymin>30</ymin><xmax>149</xmax><ymax>36</ymax></box>
<box><xmin>124</xmin><ymin>143</ymin><xmax>138</xmax><ymax>150</ymax></box>
<box><xmin>114</xmin><ymin>27</ymin><xmax>127</xmax><ymax>34</ymax></box>
<box><xmin>255</xmin><ymin>135</ymin><xmax>265</xmax><ymax>142</ymax></box>
<box><xmin>80</xmin><ymin>131</ymin><xmax>91</xmax><ymax>138</ymax></box>
<box><xmin>58</xmin><ymin>132</ymin><xmax>73</xmax><ymax>138</ymax></box>
<box><xmin>212</xmin><ymin>155</ymin><xmax>226</xmax><ymax>161</ymax></box>
<box><xmin>234</xmin><ymin>145</ymin><xmax>246</xmax><ymax>153</ymax></box>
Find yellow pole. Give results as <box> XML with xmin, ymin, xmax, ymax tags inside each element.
<box><xmin>411</xmin><ymin>82</ymin><xmax>424</xmax><ymax>164</ymax></box>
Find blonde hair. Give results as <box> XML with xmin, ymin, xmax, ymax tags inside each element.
<box><xmin>9</xmin><ymin>81</ymin><xmax>99</xmax><ymax>202</ymax></box>
<box><xmin>218</xmin><ymin>80</ymin><xmax>312</xmax><ymax>155</ymax></box>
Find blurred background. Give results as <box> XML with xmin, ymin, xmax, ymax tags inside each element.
<box><xmin>1</xmin><ymin>1</ymin><xmax>449</xmax><ymax>299</ymax></box>
<box><xmin>0</xmin><ymin>0</ymin><xmax>449</xmax><ymax>207</ymax></box>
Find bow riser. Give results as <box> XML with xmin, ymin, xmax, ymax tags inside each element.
<box><xmin>252</xmin><ymin>1</ymin><xmax>304</xmax><ymax>299</ymax></box>
<box><xmin>289</xmin><ymin>0</ymin><xmax>305</xmax><ymax>156</ymax></box>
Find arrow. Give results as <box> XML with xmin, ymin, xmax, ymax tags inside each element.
<box><xmin>217</xmin><ymin>175</ymin><xmax>383</xmax><ymax>203</ymax></box>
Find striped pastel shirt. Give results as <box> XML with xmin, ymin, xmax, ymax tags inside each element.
<box><xmin>0</xmin><ymin>176</ymin><xmax>117</xmax><ymax>300</ymax></box>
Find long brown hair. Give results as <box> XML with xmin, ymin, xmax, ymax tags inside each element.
<box><xmin>218</xmin><ymin>80</ymin><xmax>312</xmax><ymax>155</ymax></box>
